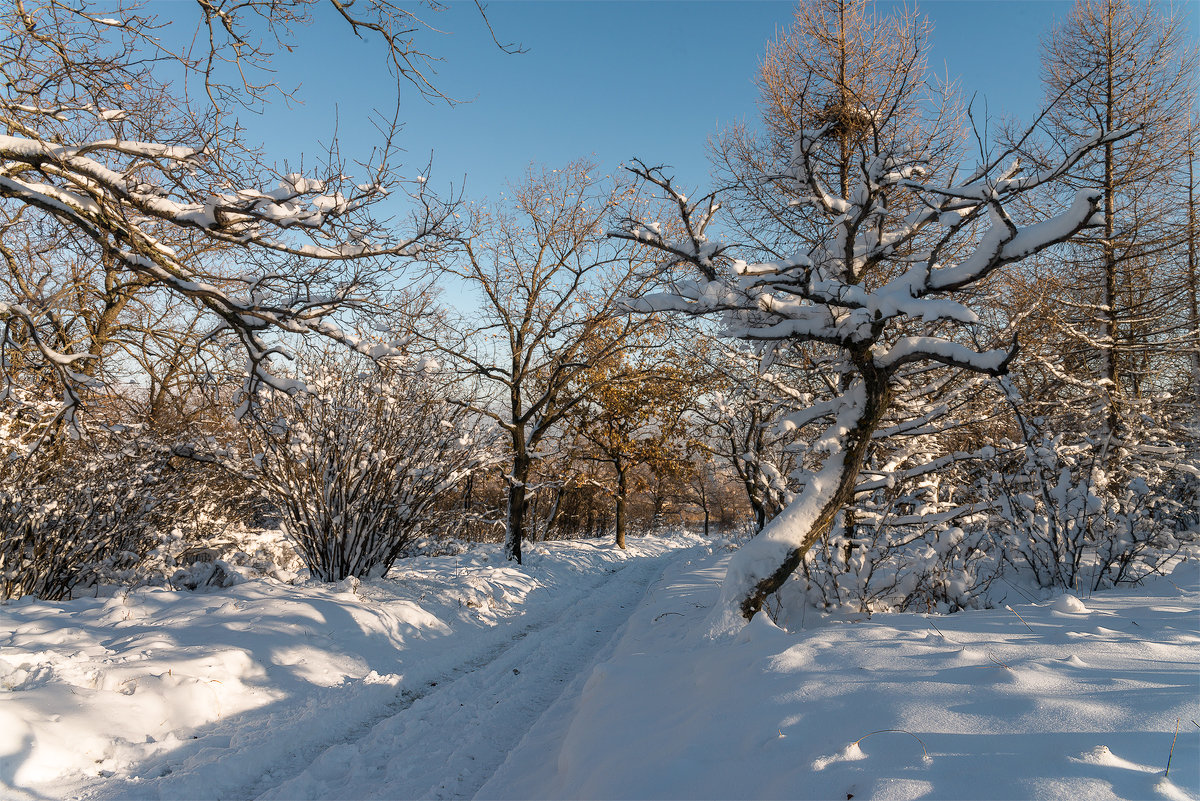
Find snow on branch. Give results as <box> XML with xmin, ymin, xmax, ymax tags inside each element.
<box><xmin>617</xmin><ymin>111</ymin><xmax>1126</xmax><ymax>628</ymax></box>
<box><xmin>616</xmin><ymin>128</ymin><xmax>1123</xmax><ymax>384</ymax></box>
<box><xmin>609</xmin><ymin>160</ymin><xmax>728</xmax><ymax>280</ymax></box>
<box><xmin>874</xmin><ymin>336</ymin><xmax>1019</xmax><ymax>376</ymax></box>
<box><xmin>0</xmin><ymin>0</ymin><xmax>481</xmax><ymax>437</ymax></box>
<box><xmin>0</xmin><ymin>123</ymin><xmax>458</xmax><ymax>432</ymax></box>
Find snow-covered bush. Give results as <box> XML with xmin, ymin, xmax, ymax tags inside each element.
<box><xmin>716</xmin><ymin>359</ymin><xmax>1007</xmax><ymax>616</ymax></box>
<box><xmin>796</xmin><ymin>512</ymin><xmax>999</xmax><ymax>616</ymax></box>
<box><xmin>243</xmin><ymin>355</ymin><xmax>493</xmax><ymax>581</ymax></box>
<box><xmin>990</xmin><ymin>387</ymin><xmax>1198</xmax><ymax>593</ymax></box>
<box><xmin>0</xmin><ymin>454</ymin><xmax>166</xmax><ymax>601</ymax></box>
<box><xmin>139</xmin><ymin>522</ymin><xmax>306</xmax><ymax>590</ymax></box>
<box><xmin>785</xmin><ymin>445</ymin><xmax>1002</xmax><ymax>615</ymax></box>
<box><xmin>770</xmin><ymin>374</ymin><xmax>1196</xmax><ymax>616</ymax></box>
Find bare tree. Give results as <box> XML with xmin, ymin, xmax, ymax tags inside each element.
<box><xmin>1188</xmin><ymin>119</ymin><xmax>1200</xmax><ymax>391</ymax></box>
<box><xmin>710</xmin><ymin>0</ymin><xmax>960</xmax><ymax>262</ymax></box>
<box><xmin>693</xmin><ymin>340</ymin><xmax>800</xmax><ymax>532</ymax></box>
<box><xmin>0</xmin><ymin>0</ymin><xmax>521</xmax><ymax>441</ymax></box>
<box><xmin>427</xmin><ymin>162</ymin><xmax>653</xmax><ymax>563</ymax></box>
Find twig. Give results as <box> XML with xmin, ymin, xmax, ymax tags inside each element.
<box><xmin>1165</xmin><ymin>718</ymin><xmax>1180</xmax><ymax>777</ymax></box>
<box><xmin>1004</xmin><ymin>605</ymin><xmax>1034</xmax><ymax>634</ymax></box>
<box><xmin>925</xmin><ymin>616</ymin><xmax>960</xmax><ymax>645</ymax></box>
<box><xmin>986</xmin><ymin>653</ymin><xmax>1011</xmax><ymax>670</ymax></box>
<box><xmin>653</xmin><ymin>611</ymin><xmax>684</xmax><ymax>622</ymax></box>
<box><xmin>995</xmin><ymin>576</ymin><xmax>1039</xmax><ymax>604</ymax></box>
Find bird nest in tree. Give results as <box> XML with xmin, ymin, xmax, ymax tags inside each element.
<box><xmin>816</xmin><ymin>100</ymin><xmax>875</xmax><ymax>138</ymax></box>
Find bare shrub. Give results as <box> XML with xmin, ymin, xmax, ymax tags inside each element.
<box><xmin>243</xmin><ymin>356</ymin><xmax>492</xmax><ymax>581</ymax></box>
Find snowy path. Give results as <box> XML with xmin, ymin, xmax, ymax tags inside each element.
<box><xmin>7</xmin><ymin>536</ymin><xmax>1196</xmax><ymax>801</ymax></box>
<box><xmin>482</xmin><ymin>555</ymin><xmax>1200</xmax><ymax>801</ymax></box>
<box><xmin>27</xmin><ymin>538</ymin><xmax>706</xmax><ymax>801</ymax></box>
<box><xmin>479</xmin><ymin>551</ymin><xmax>729</xmax><ymax>800</ymax></box>
<box><xmin>257</xmin><ymin>553</ymin><xmax>670</xmax><ymax>800</ymax></box>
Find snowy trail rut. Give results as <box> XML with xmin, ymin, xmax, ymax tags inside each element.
<box><xmin>6</xmin><ymin>536</ymin><xmax>711</xmax><ymax>801</ymax></box>
<box><xmin>255</xmin><ymin>553</ymin><xmax>670</xmax><ymax>800</ymax></box>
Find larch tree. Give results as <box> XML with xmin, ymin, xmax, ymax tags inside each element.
<box><xmin>612</xmin><ymin>0</ymin><xmax>1130</xmax><ymax>630</ymax></box>
<box><xmin>706</xmin><ymin>0</ymin><xmax>993</xmax><ymax>551</ymax></box>
<box><xmin>1032</xmin><ymin>0</ymin><xmax>1197</xmax><ymax>434</ymax></box>
<box><xmin>978</xmin><ymin>0</ymin><xmax>1200</xmax><ymax>590</ymax></box>
<box><xmin>710</xmin><ymin>0</ymin><xmax>960</xmax><ymax>263</ymax></box>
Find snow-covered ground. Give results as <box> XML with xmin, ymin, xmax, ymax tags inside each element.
<box><xmin>2</xmin><ymin>533</ymin><xmax>1196</xmax><ymax>801</ymax></box>
<box><xmin>2</xmin><ymin>534</ymin><xmax>709</xmax><ymax>800</ymax></box>
<box><xmin>488</xmin><ymin>554</ymin><xmax>1199</xmax><ymax>801</ymax></box>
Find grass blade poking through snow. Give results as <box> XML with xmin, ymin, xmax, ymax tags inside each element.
<box><xmin>853</xmin><ymin>729</ymin><xmax>933</xmax><ymax>766</ymax></box>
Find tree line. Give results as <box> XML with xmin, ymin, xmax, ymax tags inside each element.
<box><xmin>0</xmin><ymin>0</ymin><xmax>1195</xmax><ymax>624</ymax></box>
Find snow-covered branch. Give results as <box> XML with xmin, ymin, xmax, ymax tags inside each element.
<box><xmin>619</xmin><ymin>92</ymin><xmax>1122</xmax><ymax>627</ymax></box>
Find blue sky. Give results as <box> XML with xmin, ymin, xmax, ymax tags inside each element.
<box><xmin>238</xmin><ymin>0</ymin><xmax>1109</xmax><ymax>203</ymax></box>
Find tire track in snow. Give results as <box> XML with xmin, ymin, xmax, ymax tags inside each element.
<box><xmin>67</xmin><ymin>545</ymin><xmax>692</xmax><ymax>801</ymax></box>
<box><xmin>254</xmin><ymin>552</ymin><xmax>679</xmax><ymax>800</ymax></box>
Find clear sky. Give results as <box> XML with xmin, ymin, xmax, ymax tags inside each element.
<box><xmin>203</xmin><ymin>0</ymin><xmax>1193</xmax><ymax>311</ymax></box>
<box><xmin>237</xmin><ymin>0</ymin><xmax>1123</xmax><ymax>203</ymax></box>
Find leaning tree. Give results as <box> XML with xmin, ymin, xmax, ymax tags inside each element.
<box><xmin>612</xmin><ymin>0</ymin><xmax>1129</xmax><ymax>631</ymax></box>
<box><xmin>618</xmin><ymin>130</ymin><xmax>1127</xmax><ymax>631</ymax></box>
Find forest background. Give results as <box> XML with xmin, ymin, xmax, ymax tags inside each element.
<box><xmin>0</xmin><ymin>0</ymin><xmax>1196</xmax><ymax>624</ymax></box>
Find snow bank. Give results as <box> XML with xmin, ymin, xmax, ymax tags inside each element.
<box><xmin>6</xmin><ymin>533</ymin><xmax>1194</xmax><ymax>801</ymax></box>
<box><xmin>0</xmin><ymin>533</ymin><xmax>707</xmax><ymax>800</ymax></box>
<box><xmin>484</xmin><ymin>556</ymin><xmax>1200</xmax><ymax>801</ymax></box>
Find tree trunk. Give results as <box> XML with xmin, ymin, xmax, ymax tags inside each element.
<box><xmin>544</xmin><ymin>484</ymin><xmax>566</xmax><ymax>541</ymax></box>
<box><xmin>650</xmin><ymin>488</ymin><xmax>666</xmax><ymax>533</ymax></box>
<box><xmin>736</xmin><ymin>365</ymin><xmax>891</xmax><ymax>621</ymax></box>
<box><xmin>505</xmin><ymin>449</ymin><xmax>530</xmax><ymax>564</ymax></box>
<box><xmin>1101</xmin><ymin>4</ymin><xmax>1122</xmax><ymax>439</ymax></box>
<box><xmin>614</xmin><ymin>457</ymin><xmax>627</xmax><ymax>549</ymax></box>
<box><xmin>1188</xmin><ymin>124</ymin><xmax>1199</xmax><ymax>390</ymax></box>
<box><xmin>462</xmin><ymin>473</ymin><xmax>474</xmax><ymax>513</ymax></box>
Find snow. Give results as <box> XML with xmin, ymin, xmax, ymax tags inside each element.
<box><xmin>486</xmin><ymin>555</ymin><xmax>1199</xmax><ymax>801</ymax></box>
<box><xmin>1052</xmin><ymin>593</ymin><xmax>1091</xmax><ymax>614</ymax></box>
<box><xmin>876</xmin><ymin>336</ymin><xmax>1011</xmax><ymax>373</ymax></box>
<box><xmin>2</xmin><ymin>535</ymin><xmax>1196</xmax><ymax>801</ymax></box>
<box><xmin>0</xmin><ymin>535</ymin><xmax>706</xmax><ymax>801</ymax></box>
